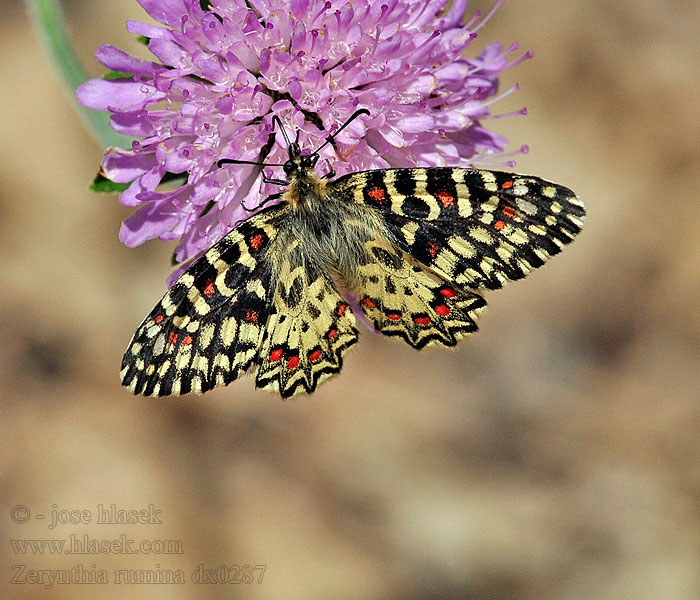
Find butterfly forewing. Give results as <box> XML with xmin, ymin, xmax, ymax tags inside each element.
<box><xmin>120</xmin><ymin>206</ymin><xmax>284</xmax><ymax>396</ymax></box>
<box><xmin>331</xmin><ymin>167</ymin><xmax>585</xmax><ymax>291</ymax></box>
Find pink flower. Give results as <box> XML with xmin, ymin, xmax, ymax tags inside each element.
<box><xmin>77</xmin><ymin>0</ymin><xmax>530</xmax><ymax>282</ymax></box>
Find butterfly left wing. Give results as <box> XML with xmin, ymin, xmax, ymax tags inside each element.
<box><xmin>328</xmin><ymin>167</ymin><xmax>584</xmax><ymax>348</ymax></box>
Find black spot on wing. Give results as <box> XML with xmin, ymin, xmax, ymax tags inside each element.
<box><xmin>218</xmin><ymin>239</ymin><xmax>241</xmax><ymax>265</ymax></box>
<box><xmin>393</xmin><ymin>169</ymin><xmax>416</xmax><ymax>196</ymax></box>
<box><xmin>425</xmin><ymin>168</ymin><xmax>459</xmax><ymax>216</ymax></box>
<box><xmin>400</xmin><ymin>195</ymin><xmax>430</xmax><ymax>219</ymax></box>
<box><xmin>462</xmin><ymin>170</ymin><xmax>493</xmax><ymax>205</ymax></box>
<box><xmin>362</xmin><ymin>171</ymin><xmax>389</xmax><ymax>207</ymax></box>
<box><xmin>371</xmin><ymin>246</ymin><xmax>403</xmax><ymax>270</ymax></box>
<box><xmin>193</xmin><ymin>260</ymin><xmax>218</xmax><ymax>295</ymax></box>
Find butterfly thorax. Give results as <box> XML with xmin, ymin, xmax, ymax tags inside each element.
<box><xmin>267</xmin><ymin>166</ymin><xmax>388</xmax><ymax>293</ymax></box>
<box><xmin>282</xmin><ymin>166</ymin><xmax>327</xmax><ymax>211</ymax></box>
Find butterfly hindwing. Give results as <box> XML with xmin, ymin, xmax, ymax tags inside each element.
<box><xmin>254</xmin><ymin>240</ymin><xmax>359</xmax><ymax>397</ymax></box>
<box><xmin>332</xmin><ymin>167</ymin><xmax>585</xmax><ymax>291</ymax></box>
<box><xmin>356</xmin><ymin>236</ymin><xmax>487</xmax><ymax>349</ymax></box>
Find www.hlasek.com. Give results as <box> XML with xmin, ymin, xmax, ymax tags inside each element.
<box><xmin>10</xmin><ymin>534</ymin><xmax>182</xmax><ymax>555</ymax></box>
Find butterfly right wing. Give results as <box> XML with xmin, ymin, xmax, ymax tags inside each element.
<box><xmin>121</xmin><ymin>203</ymin><xmax>359</xmax><ymax>398</ymax></box>
<box><xmin>327</xmin><ymin>167</ymin><xmax>584</xmax><ymax>349</ymax></box>
<box><xmin>120</xmin><ymin>206</ymin><xmax>285</xmax><ymax>396</ymax></box>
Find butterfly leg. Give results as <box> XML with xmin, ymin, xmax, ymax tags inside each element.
<box><xmin>320</xmin><ymin>159</ymin><xmax>336</xmax><ymax>180</ymax></box>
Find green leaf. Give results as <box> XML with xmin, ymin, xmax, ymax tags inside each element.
<box><xmin>90</xmin><ymin>172</ymin><xmax>130</xmax><ymax>193</ymax></box>
<box><xmin>89</xmin><ymin>170</ymin><xmax>188</xmax><ymax>193</ymax></box>
<box><xmin>161</xmin><ymin>172</ymin><xmax>188</xmax><ymax>186</ymax></box>
<box><xmin>103</xmin><ymin>70</ymin><xmax>133</xmax><ymax>80</ymax></box>
<box><xmin>187</xmin><ymin>73</ymin><xmax>216</xmax><ymax>85</ymax></box>
<box><xmin>137</xmin><ymin>35</ymin><xmax>150</xmax><ymax>46</ymax></box>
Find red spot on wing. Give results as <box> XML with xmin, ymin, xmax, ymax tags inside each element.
<box><xmin>168</xmin><ymin>332</ymin><xmax>178</xmax><ymax>344</ymax></box>
<box><xmin>503</xmin><ymin>206</ymin><xmax>516</xmax><ymax>218</ymax></box>
<box><xmin>249</xmin><ymin>233</ymin><xmax>265</xmax><ymax>250</ymax></box>
<box><xmin>328</xmin><ymin>328</ymin><xmax>338</xmax><ymax>340</ymax></box>
<box><xmin>203</xmin><ymin>278</ymin><xmax>215</xmax><ymax>297</ymax></box>
<box><xmin>436</xmin><ymin>191</ymin><xmax>454</xmax><ymax>207</ymax></box>
<box><xmin>287</xmin><ymin>355</ymin><xmax>300</xmax><ymax>369</ymax></box>
<box><xmin>494</xmin><ymin>220</ymin><xmax>506</xmax><ymax>231</ymax></box>
<box><xmin>269</xmin><ymin>348</ymin><xmax>283</xmax><ymax>362</ymax></box>
<box><xmin>245</xmin><ymin>310</ymin><xmax>258</xmax><ymax>323</ymax></box>
<box><xmin>502</xmin><ymin>180</ymin><xmax>513</xmax><ymax>189</ymax></box>
<box><xmin>362</xmin><ymin>298</ymin><xmax>376</xmax><ymax>309</ymax></box>
<box><xmin>414</xmin><ymin>316</ymin><xmax>431</xmax><ymax>326</ymax></box>
<box><xmin>154</xmin><ymin>315</ymin><xmax>164</xmax><ymax>323</ymax></box>
<box><xmin>182</xmin><ymin>335</ymin><xmax>193</xmax><ymax>345</ymax></box>
<box><xmin>337</xmin><ymin>303</ymin><xmax>348</xmax><ymax>317</ymax></box>
<box><xmin>427</xmin><ymin>242</ymin><xmax>440</xmax><ymax>258</ymax></box>
<box><xmin>308</xmin><ymin>349</ymin><xmax>322</xmax><ymax>362</ymax></box>
<box><xmin>367</xmin><ymin>186</ymin><xmax>386</xmax><ymax>203</ymax></box>
<box><xmin>434</xmin><ymin>304</ymin><xmax>450</xmax><ymax>316</ymax></box>
<box><xmin>386</xmin><ymin>312</ymin><xmax>402</xmax><ymax>321</ymax></box>
<box><xmin>440</xmin><ymin>287</ymin><xmax>457</xmax><ymax>298</ymax></box>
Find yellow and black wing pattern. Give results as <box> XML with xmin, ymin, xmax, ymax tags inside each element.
<box><xmin>120</xmin><ymin>204</ymin><xmax>359</xmax><ymax>398</ymax></box>
<box><xmin>330</xmin><ymin>167</ymin><xmax>585</xmax><ymax>348</ymax></box>
<box><xmin>121</xmin><ymin>165</ymin><xmax>584</xmax><ymax>398</ymax></box>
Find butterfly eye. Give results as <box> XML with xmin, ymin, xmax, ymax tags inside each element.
<box><xmin>283</xmin><ymin>160</ymin><xmax>296</xmax><ymax>176</ymax></box>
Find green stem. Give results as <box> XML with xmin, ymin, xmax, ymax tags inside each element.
<box><xmin>24</xmin><ymin>0</ymin><xmax>130</xmax><ymax>148</ymax></box>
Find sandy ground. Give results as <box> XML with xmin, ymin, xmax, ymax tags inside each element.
<box><xmin>2</xmin><ymin>1</ymin><xmax>699</xmax><ymax>599</ymax></box>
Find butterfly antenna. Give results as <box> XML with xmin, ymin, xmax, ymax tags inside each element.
<box><xmin>272</xmin><ymin>114</ymin><xmax>293</xmax><ymax>148</ymax></box>
<box><xmin>313</xmin><ymin>108</ymin><xmax>370</xmax><ymax>156</ymax></box>
<box><xmin>217</xmin><ymin>158</ymin><xmax>285</xmax><ymax>168</ymax></box>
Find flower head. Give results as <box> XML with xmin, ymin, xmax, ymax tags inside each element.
<box><xmin>78</xmin><ymin>0</ymin><xmax>530</xmax><ymax>282</ymax></box>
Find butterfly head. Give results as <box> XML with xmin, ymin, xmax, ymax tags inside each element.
<box><xmin>216</xmin><ymin>109</ymin><xmax>369</xmax><ymax>184</ymax></box>
<box><xmin>283</xmin><ymin>144</ymin><xmax>320</xmax><ymax>178</ymax></box>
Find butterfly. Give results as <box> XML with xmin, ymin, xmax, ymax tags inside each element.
<box><xmin>120</xmin><ymin>109</ymin><xmax>585</xmax><ymax>398</ymax></box>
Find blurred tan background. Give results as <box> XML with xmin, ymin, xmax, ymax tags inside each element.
<box><xmin>2</xmin><ymin>1</ymin><xmax>699</xmax><ymax>598</ymax></box>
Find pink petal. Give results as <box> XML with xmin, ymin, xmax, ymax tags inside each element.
<box><xmin>101</xmin><ymin>148</ymin><xmax>154</xmax><ymax>182</ymax></box>
<box><xmin>136</xmin><ymin>0</ymin><xmax>188</xmax><ymax>27</ymax></box>
<box><xmin>126</xmin><ymin>20</ymin><xmax>174</xmax><ymax>40</ymax></box>
<box><xmin>77</xmin><ymin>79</ymin><xmax>165</xmax><ymax>111</ymax></box>
<box><xmin>119</xmin><ymin>199</ymin><xmax>182</xmax><ymax>247</ymax></box>
<box><xmin>395</xmin><ymin>114</ymin><xmax>436</xmax><ymax>133</ymax></box>
<box><xmin>95</xmin><ymin>45</ymin><xmax>160</xmax><ymax>76</ymax></box>
<box><xmin>148</xmin><ymin>38</ymin><xmax>186</xmax><ymax>69</ymax></box>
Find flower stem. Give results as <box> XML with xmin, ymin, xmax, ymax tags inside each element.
<box><xmin>24</xmin><ymin>0</ymin><xmax>129</xmax><ymax>148</ymax></box>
